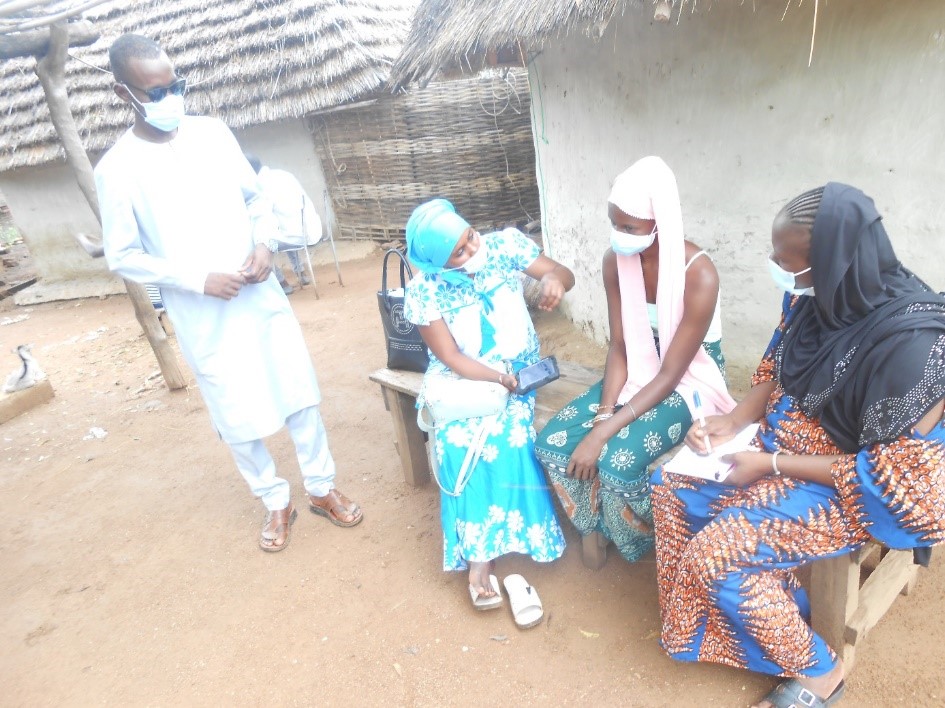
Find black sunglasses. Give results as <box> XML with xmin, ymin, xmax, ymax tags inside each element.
<box><xmin>124</xmin><ymin>77</ymin><xmax>187</xmax><ymax>103</ymax></box>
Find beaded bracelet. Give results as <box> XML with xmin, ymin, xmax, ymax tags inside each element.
<box><xmin>591</xmin><ymin>412</ymin><xmax>614</xmax><ymax>424</ymax></box>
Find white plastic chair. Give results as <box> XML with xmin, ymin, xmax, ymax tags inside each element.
<box><xmin>277</xmin><ymin>191</ymin><xmax>343</xmax><ymax>298</ymax></box>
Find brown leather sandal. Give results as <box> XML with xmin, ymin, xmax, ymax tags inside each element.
<box><xmin>259</xmin><ymin>504</ymin><xmax>298</xmax><ymax>552</ymax></box>
<box><xmin>308</xmin><ymin>489</ymin><xmax>363</xmax><ymax>528</ymax></box>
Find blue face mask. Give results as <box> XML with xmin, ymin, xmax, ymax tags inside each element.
<box><xmin>610</xmin><ymin>225</ymin><xmax>657</xmax><ymax>256</ymax></box>
<box><xmin>127</xmin><ymin>90</ymin><xmax>185</xmax><ymax>132</ymax></box>
<box><xmin>768</xmin><ymin>258</ymin><xmax>814</xmax><ymax>296</ymax></box>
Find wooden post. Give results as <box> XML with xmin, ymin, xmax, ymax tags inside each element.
<box><xmin>32</xmin><ymin>22</ymin><xmax>186</xmax><ymax>390</ymax></box>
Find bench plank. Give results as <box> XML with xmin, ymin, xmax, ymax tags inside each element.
<box><xmin>369</xmin><ymin>368</ymin><xmax>423</xmax><ymax>398</ymax></box>
<box><xmin>370</xmin><ymin>361</ymin><xmax>603</xmax><ymax>436</ymax></box>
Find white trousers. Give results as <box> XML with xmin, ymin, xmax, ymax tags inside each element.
<box><xmin>228</xmin><ymin>405</ymin><xmax>335</xmax><ymax>510</ymax></box>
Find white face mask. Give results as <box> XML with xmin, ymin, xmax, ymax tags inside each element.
<box><xmin>129</xmin><ymin>91</ymin><xmax>185</xmax><ymax>132</ymax></box>
<box><xmin>768</xmin><ymin>258</ymin><xmax>814</xmax><ymax>296</ymax></box>
<box><xmin>461</xmin><ymin>238</ymin><xmax>489</xmax><ymax>273</ymax></box>
<box><xmin>610</xmin><ymin>225</ymin><xmax>657</xmax><ymax>256</ymax></box>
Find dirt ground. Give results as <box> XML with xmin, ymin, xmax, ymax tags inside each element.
<box><xmin>1</xmin><ymin>253</ymin><xmax>943</xmax><ymax>707</ymax></box>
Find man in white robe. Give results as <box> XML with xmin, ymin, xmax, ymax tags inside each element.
<box><xmin>96</xmin><ymin>34</ymin><xmax>362</xmax><ymax>552</ymax></box>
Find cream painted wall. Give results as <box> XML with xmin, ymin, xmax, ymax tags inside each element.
<box><xmin>530</xmin><ymin>0</ymin><xmax>945</xmax><ymax>381</ymax></box>
<box><xmin>0</xmin><ymin>164</ymin><xmax>120</xmax><ymax>297</ymax></box>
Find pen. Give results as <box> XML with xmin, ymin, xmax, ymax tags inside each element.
<box><xmin>693</xmin><ymin>390</ymin><xmax>713</xmax><ymax>454</ymax></box>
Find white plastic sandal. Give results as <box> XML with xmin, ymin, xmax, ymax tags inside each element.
<box><xmin>503</xmin><ymin>574</ymin><xmax>543</xmax><ymax>629</ymax></box>
<box><xmin>469</xmin><ymin>574</ymin><xmax>503</xmax><ymax>611</ymax></box>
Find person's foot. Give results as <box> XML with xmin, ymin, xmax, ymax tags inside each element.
<box><xmin>752</xmin><ymin>661</ymin><xmax>845</xmax><ymax>708</ymax></box>
<box><xmin>281</xmin><ymin>282</ymin><xmax>295</xmax><ymax>295</ymax></box>
<box><xmin>298</xmin><ymin>272</ymin><xmax>312</xmax><ymax>287</ymax></box>
<box><xmin>468</xmin><ymin>560</ymin><xmax>497</xmax><ymax>600</ymax></box>
<box><xmin>308</xmin><ymin>489</ymin><xmax>363</xmax><ymax>527</ymax></box>
<box><xmin>259</xmin><ymin>503</ymin><xmax>297</xmax><ymax>552</ymax></box>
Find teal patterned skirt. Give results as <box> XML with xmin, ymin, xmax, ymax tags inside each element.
<box><xmin>534</xmin><ymin>340</ymin><xmax>726</xmax><ymax>563</ymax></box>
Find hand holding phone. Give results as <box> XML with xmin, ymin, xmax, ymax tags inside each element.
<box><xmin>514</xmin><ymin>356</ymin><xmax>560</xmax><ymax>395</ymax></box>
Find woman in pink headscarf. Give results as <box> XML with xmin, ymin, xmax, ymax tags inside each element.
<box><xmin>534</xmin><ymin>156</ymin><xmax>736</xmax><ymax>563</ymax></box>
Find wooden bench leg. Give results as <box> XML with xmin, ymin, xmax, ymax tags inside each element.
<box><xmin>844</xmin><ymin>549</ymin><xmax>917</xmax><ymax>648</ymax></box>
<box><xmin>811</xmin><ymin>552</ymin><xmax>860</xmax><ymax>668</ymax></box>
<box><xmin>810</xmin><ymin>545</ymin><xmax>920</xmax><ymax>670</ymax></box>
<box><xmin>381</xmin><ymin>386</ymin><xmax>430</xmax><ymax>487</ymax></box>
<box><xmin>581</xmin><ymin>531</ymin><xmax>608</xmax><ymax>570</ymax></box>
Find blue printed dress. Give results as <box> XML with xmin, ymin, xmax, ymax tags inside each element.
<box><xmin>651</xmin><ymin>295</ymin><xmax>945</xmax><ymax>678</ymax></box>
<box><xmin>404</xmin><ymin>229</ymin><xmax>566</xmax><ymax>571</ymax></box>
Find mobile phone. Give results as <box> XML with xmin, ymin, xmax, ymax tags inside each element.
<box><xmin>514</xmin><ymin>356</ymin><xmax>560</xmax><ymax>395</ymax></box>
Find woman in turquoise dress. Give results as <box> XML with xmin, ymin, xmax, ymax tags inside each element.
<box><xmin>404</xmin><ymin>198</ymin><xmax>575</xmax><ymax>608</ymax></box>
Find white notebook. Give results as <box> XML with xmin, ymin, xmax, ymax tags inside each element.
<box><xmin>662</xmin><ymin>424</ymin><xmax>761</xmax><ymax>482</ymax></box>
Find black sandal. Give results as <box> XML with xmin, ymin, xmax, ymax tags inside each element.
<box><xmin>760</xmin><ymin>679</ymin><xmax>845</xmax><ymax>707</ymax></box>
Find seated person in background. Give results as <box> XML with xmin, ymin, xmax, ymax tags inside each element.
<box><xmin>245</xmin><ymin>153</ymin><xmax>320</xmax><ymax>295</ymax></box>
<box><xmin>534</xmin><ymin>156</ymin><xmax>736</xmax><ymax>564</ymax></box>
<box><xmin>404</xmin><ymin>198</ymin><xmax>574</xmax><ymax>611</ymax></box>
<box><xmin>651</xmin><ymin>183</ymin><xmax>945</xmax><ymax>708</ymax></box>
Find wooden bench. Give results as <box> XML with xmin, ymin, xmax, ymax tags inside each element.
<box><xmin>370</xmin><ymin>363</ymin><xmax>920</xmax><ymax>668</ymax></box>
<box><xmin>370</xmin><ymin>360</ymin><xmax>603</xmax><ymax>486</ymax></box>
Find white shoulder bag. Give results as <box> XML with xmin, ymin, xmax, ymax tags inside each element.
<box><xmin>416</xmin><ymin>364</ymin><xmax>510</xmax><ymax>497</ymax></box>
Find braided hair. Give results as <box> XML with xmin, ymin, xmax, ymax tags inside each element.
<box><xmin>778</xmin><ymin>186</ymin><xmax>825</xmax><ymax>229</ymax></box>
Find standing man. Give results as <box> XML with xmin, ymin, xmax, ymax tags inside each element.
<box><xmin>96</xmin><ymin>34</ymin><xmax>362</xmax><ymax>552</ymax></box>
<box><xmin>244</xmin><ymin>153</ymin><xmax>319</xmax><ymax>295</ymax></box>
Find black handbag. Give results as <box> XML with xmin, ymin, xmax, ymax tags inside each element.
<box><xmin>377</xmin><ymin>249</ymin><xmax>430</xmax><ymax>373</ymax></box>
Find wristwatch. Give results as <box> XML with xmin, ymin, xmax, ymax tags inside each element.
<box><xmin>265</xmin><ymin>239</ymin><xmax>279</xmax><ymax>254</ymax></box>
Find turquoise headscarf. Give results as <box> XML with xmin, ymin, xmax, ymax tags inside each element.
<box><xmin>406</xmin><ymin>198</ymin><xmax>472</xmax><ymax>288</ymax></box>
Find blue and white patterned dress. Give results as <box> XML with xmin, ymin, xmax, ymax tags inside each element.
<box><xmin>404</xmin><ymin>228</ymin><xmax>566</xmax><ymax>571</ymax></box>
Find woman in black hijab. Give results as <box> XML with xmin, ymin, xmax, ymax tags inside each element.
<box><xmin>650</xmin><ymin>183</ymin><xmax>945</xmax><ymax>708</ymax></box>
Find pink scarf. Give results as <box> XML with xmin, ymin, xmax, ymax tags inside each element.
<box><xmin>609</xmin><ymin>156</ymin><xmax>736</xmax><ymax>417</ymax></box>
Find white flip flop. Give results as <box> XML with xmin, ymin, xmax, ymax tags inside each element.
<box><xmin>503</xmin><ymin>574</ymin><xmax>543</xmax><ymax>629</ymax></box>
<box><xmin>469</xmin><ymin>574</ymin><xmax>503</xmax><ymax>611</ymax></box>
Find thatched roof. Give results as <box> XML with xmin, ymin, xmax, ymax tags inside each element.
<box><xmin>392</xmin><ymin>0</ymin><xmax>627</xmax><ymax>85</ymax></box>
<box><xmin>0</xmin><ymin>0</ymin><xmax>417</xmax><ymax>171</ymax></box>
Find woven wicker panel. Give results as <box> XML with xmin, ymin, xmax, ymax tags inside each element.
<box><xmin>311</xmin><ymin>70</ymin><xmax>540</xmax><ymax>242</ymax></box>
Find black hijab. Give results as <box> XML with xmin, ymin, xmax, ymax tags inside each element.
<box><xmin>776</xmin><ymin>182</ymin><xmax>945</xmax><ymax>453</ymax></box>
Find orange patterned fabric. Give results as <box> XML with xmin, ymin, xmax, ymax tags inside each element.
<box><xmin>652</xmin><ymin>295</ymin><xmax>945</xmax><ymax>677</ymax></box>
<box><xmin>652</xmin><ymin>469</ymin><xmax>864</xmax><ymax>677</ymax></box>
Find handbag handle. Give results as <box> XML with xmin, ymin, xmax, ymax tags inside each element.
<box><xmin>422</xmin><ymin>412</ymin><xmax>496</xmax><ymax>497</ymax></box>
<box><xmin>380</xmin><ymin>248</ymin><xmax>414</xmax><ymax>300</ymax></box>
